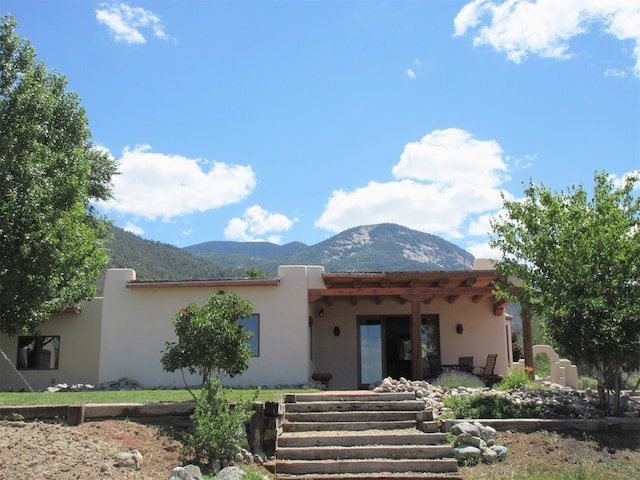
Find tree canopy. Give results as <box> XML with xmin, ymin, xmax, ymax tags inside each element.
<box><xmin>491</xmin><ymin>171</ymin><xmax>640</xmax><ymax>412</ymax></box>
<box><xmin>161</xmin><ymin>292</ymin><xmax>255</xmax><ymax>396</ymax></box>
<box><xmin>0</xmin><ymin>15</ymin><xmax>117</xmax><ymax>335</ymax></box>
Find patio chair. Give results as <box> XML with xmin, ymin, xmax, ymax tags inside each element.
<box><xmin>427</xmin><ymin>355</ymin><xmax>442</xmax><ymax>379</ymax></box>
<box><xmin>474</xmin><ymin>354</ymin><xmax>498</xmax><ymax>384</ymax></box>
<box><xmin>458</xmin><ymin>356</ymin><xmax>474</xmax><ymax>374</ymax></box>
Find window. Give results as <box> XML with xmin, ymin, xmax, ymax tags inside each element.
<box><xmin>17</xmin><ymin>336</ymin><xmax>60</xmax><ymax>370</ymax></box>
<box><xmin>239</xmin><ymin>314</ymin><xmax>259</xmax><ymax>357</ymax></box>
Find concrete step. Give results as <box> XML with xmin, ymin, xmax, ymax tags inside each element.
<box><xmin>278</xmin><ymin>430</ymin><xmax>448</xmax><ymax>448</ymax></box>
<box><xmin>282</xmin><ymin>420</ymin><xmax>419</xmax><ymax>433</ymax></box>
<box><xmin>276</xmin><ymin>474</ymin><xmax>462</xmax><ymax>480</ymax></box>
<box><xmin>285</xmin><ymin>400</ymin><xmax>425</xmax><ymax>413</ymax></box>
<box><xmin>276</xmin><ymin>458</ymin><xmax>459</xmax><ymax>476</ymax></box>
<box><xmin>285</xmin><ymin>392</ymin><xmax>417</xmax><ymax>403</ymax></box>
<box><xmin>276</xmin><ymin>390</ymin><xmax>458</xmax><ymax>479</ymax></box>
<box><xmin>277</xmin><ymin>444</ymin><xmax>454</xmax><ymax>461</ymax></box>
<box><xmin>284</xmin><ymin>410</ymin><xmax>420</xmax><ymax>423</ymax></box>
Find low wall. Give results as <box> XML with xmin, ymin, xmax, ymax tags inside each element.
<box><xmin>0</xmin><ymin>401</ymin><xmax>285</xmax><ymax>457</ymax></box>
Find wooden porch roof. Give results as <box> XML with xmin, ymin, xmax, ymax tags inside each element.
<box><xmin>308</xmin><ymin>270</ymin><xmax>507</xmax><ymax>315</ymax></box>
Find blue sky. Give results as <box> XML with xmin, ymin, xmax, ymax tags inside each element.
<box><xmin>3</xmin><ymin>1</ymin><xmax>639</xmax><ymax>258</ymax></box>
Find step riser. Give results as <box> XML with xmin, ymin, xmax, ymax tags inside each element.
<box><xmin>277</xmin><ymin>445</ymin><xmax>454</xmax><ymax>460</ymax></box>
<box><xmin>276</xmin><ymin>459</ymin><xmax>459</xmax><ymax>475</ymax></box>
<box><xmin>285</xmin><ymin>401</ymin><xmax>425</xmax><ymax>413</ymax></box>
<box><xmin>286</xmin><ymin>392</ymin><xmax>416</xmax><ymax>403</ymax></box>
<box><xmin>279</xmin><ymin>433</ymin><xmax>448</xmax><ymax>447</ymax></box>
<box><xmin>285</xmin><ymin>411</ymin><xmax>418</xmax><ymax>423</ymax></box>
<box><xmin>282</xmin><ymin>421</ymin><xmax>418</xmax><ymax>432</ymax></box>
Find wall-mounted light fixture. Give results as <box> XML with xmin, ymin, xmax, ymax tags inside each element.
<box><xmin>456</xmin><ymin>323</ymin><xmax>464</xmax><ymax>334</ymax></box>
<box><xmin>318</xmin><ymin>309</ymin><xmax>324</xmax><ymax>317</ymax></box>
<box><xmin>333</xmin><ymin>326</ymin><xmax>341</xmax><ymax>336</ymax></box>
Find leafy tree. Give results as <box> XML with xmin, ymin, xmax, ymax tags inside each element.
<box><xmin>161</xmin><ymin>292</ymin><xmax>254</xmax><ymax>398</ymax></box>
<box><xmin>0</xmin><ymin>16</ymin><xmax>117</xmax><ymax>335</ymax></box>
<box><xmin>244</xmin><ymin>266</ymin><xmax>267</xmax><ymax>278</ymax></box>
<box><xmin>490</xmin><ymin>171</ymin><xmax>640</xmax><ymax>414</ymax></box>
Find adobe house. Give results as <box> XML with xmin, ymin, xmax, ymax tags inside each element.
<box><xmin>0</xmin><ymin>260</ymin><xmax>513</xmax><ymax>391</ymax></box>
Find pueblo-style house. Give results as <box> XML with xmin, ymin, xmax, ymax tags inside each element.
<box><xmin>0</xmin><ymin>259</ymin><xmax>515</xmax><ymax>392</ymax></box>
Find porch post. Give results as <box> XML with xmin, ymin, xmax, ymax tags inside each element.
<box><xmin>410</xmin><ymin>298</ymin><xmax>422</xmax><ymax>380</ymax></box>
<box><xmin>522</xmin><ymin>307</ymin><xmax>534</xmax><ymax>380</ymax></box>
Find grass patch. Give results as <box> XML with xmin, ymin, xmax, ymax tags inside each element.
<box><xmin>0</xmin><ymin>388</ymin><xmax>317</xmax><ymax>406</ymax></box>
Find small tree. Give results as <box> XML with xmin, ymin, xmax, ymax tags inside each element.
<box><xmin>161</xmin><ymin>292</ymin><xmax>254</xmax><ymax>397</ymax></box>
<box><xmin>490</xmin><ymin>171</ymin><xmax>640</xmax><ymax>414</ymax></box>
<box><xmin>181</xmin><ymin>375</ymin><xmax>256</xmax><ymax>466</ymax></box>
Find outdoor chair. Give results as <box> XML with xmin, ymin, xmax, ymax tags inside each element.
<box><xmin>474</xmin><ymin>354</ymin><xmax>498</xmax><ymax>385</ymax></box>
<box><xmin>427</xmin><ymin>355</ymin><xmax>442</xmax><ymax>379</ymax></box>
<box><xmin>458</xmin><ymin>356</ymin><xmax>474</xmax><ymax>374</ymax></box>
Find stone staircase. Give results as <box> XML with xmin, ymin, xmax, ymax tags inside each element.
<box><xmin>275</xmin><ymin>391</ymin><xmax>460</xmax><ymax>479</ymax></box>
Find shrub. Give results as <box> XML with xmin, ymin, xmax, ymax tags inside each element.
<box><xmin>443</xmin><ymin>394</ymin><xmax>543</xmax><ymax>419</ymax></box>
<box><xmin>496</xmin><ymin>367</ymin><xmax>534</xmax><ymax>391</ymax></box>
<box><xmin>181</xmin><ymin>376</ymin><xmax>257</xmax><ymax>466</ymax></box>
<box><xmin>434</xmin><ymin>370</ymin><xmax>485</xmax><ymax>389</ymax></box>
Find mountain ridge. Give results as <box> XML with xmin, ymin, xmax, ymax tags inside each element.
<box><xmin>183</xmin><ymin>223</ymin><xmax>474</xmax><ymax>273</ymax></box>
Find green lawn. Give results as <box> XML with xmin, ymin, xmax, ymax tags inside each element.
<box><xmin>0</xmin><ymin>388</ymin><xmax>318</xmax><ymax>406</ymax></box>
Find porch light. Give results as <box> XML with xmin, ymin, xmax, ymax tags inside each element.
<box><xmin>456</xmin><ymin>323</ymin><xmax>464</xmax><ymax>334</ymax></box>
<box><xmin>319</xmin><ymin>309</ymin><xmax>324</xmax><ymax>317</ymax></box>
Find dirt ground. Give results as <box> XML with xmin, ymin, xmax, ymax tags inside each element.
<box><xmin>0</xmin><ymin>419</ymin><xmax>639</xmax><ymax>479</ymax></box>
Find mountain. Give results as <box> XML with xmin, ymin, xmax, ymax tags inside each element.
<box><xmin>96</xmin><ymin>227</ymin><xmax>241</xmax><ymax>294</ymax></box>
<box><xmin>184</xmin><ymin>240</ymin><xmax>307</xmax><ymax>258</ymax></box>
<box><xmin>98</xmin><ymin>223</ymin><xmax>475</xmax><ymax>294</ymax></box>
<box><xmin>183</xmin><ymin>224</ymin><xmax>474</xmax><ymax>273</ymax></box>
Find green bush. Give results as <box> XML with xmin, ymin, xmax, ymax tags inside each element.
<box><xmin>443</xmin><ymin>394</ymin><xmax>543</xmax><ymax>419</ymax></box>
<box><xmin>181</xmin><ymin>376</ymin><xmax>258</xmax><ymax>466</ymax></box>
<box><xmin>578</xmin><ymin>376</ymin><xmax>598</xmax><ymax>390</ymax></box>
<box><xmin>496</xmin><ymin>367</ymin><xmax>534</xmax><ymax>391</ymax></box>
<box><xmin>434</xmin><ymin>370</ymin><xmax>485</xmax><ymax>389</ymax></box>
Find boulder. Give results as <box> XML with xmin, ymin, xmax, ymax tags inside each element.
<box><xmin>215</xmin><ymin>466</ymin><xmax>246</xmax><ymax>479</ymax></box>
<box><xmin>114</xmin><ymin>449</ymin><xmax>143</xmax><ymax>470</ymax></box>
<box><xmin>169</xmin><ymin>464</ymin><xmax>203</xmax><ymax>480</ymax></box>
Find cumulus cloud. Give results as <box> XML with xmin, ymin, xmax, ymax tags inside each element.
<box><xmin>315</xmin><ymin>128</ymin><xmax>510</xmax><ymax>239</ymax></box>
<box><xmin>454</xmin><ymin>0</ymin><xmax>640</xmax><ymax>77</ymax></box>
<box><xmin>407</xmin><ymin>68</ymin><xmax>416</xmax><ymax>79</ymax></box>
<box><xmin>123</xmin><ymin>222</ymin><xmax>144</xmax><ymax>236</ymax></box>
<box><xmin>225</xmin><ymin>205</ymin><xmax>296</xmax><ymax>243</ymax></box>
<box><xmin>96</xmin><ymin>3</ymin><xmax>168</xmax><ymax>44</ymax></box>
<box><xmin>99</xmin><ymin>145</ymin><xmax>256</xmax><ymax>220</ymax></box>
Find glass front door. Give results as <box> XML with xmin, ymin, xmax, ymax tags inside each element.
<box><xmin>358</xmin><ymin>315</ymin><xmax>440</xmax><ymax>387</ymax></box>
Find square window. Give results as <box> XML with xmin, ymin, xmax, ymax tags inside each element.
<box><xmin>17</xmin><ymin>336</ymin><xmax>60</xmax><ymax>370</ymax></box>
<box><xmin>239</xmin><ymin>314</ymin><xmax>259</xmax><ymax>357</ymax></box>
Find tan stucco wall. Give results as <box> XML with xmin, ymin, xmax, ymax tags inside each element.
<box><xmin>0</xmin><ymin>299</ymin><xmax>103</xmax><ymax>391</ymax></box>
<box><xmin>311</xmin><ymin>295</ymin><xmax>512</xmax><ymax>390</ymax></box>
<box><xmin>98</xmin><ymin>266</ymin><xmax>321</xmax><ymax>389</ymax></box>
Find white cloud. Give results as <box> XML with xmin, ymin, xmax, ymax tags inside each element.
<box><xmin>315</xmin><ymin>128</ymin><xmax>510</xmax><ymax>239</ymax></box>
<box><xmin>225</xmin><ymin>205</ymin><xmax>296</xmax><ymax>243</ymax></box>
<box><xmin>123</xmin><ymin>222</ymin><xmax>144</xmax><ymax>236</ymax></box>
<box><xmin>466</xmin><ymin>240</ymin><xmax>501</xmax><ymax>260</ymax></box>
<box><xmin>96</xmin><ymin>3</ymin><xmax>168</xmax><ymax>44</ymax></box>
<box><xmin>454</xmin><ymin>0</ymin><xmax>640</xmax><ymax>77</ymax></box>
<box><xmin>407</xmin><ymin>68</ymin><xmax>416</xmax><ymax>79</ymax></box>
<box><xmin>99</xmin><ymin>145</ymin><xmax>256</xmax><ymax>220</ymax></box>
